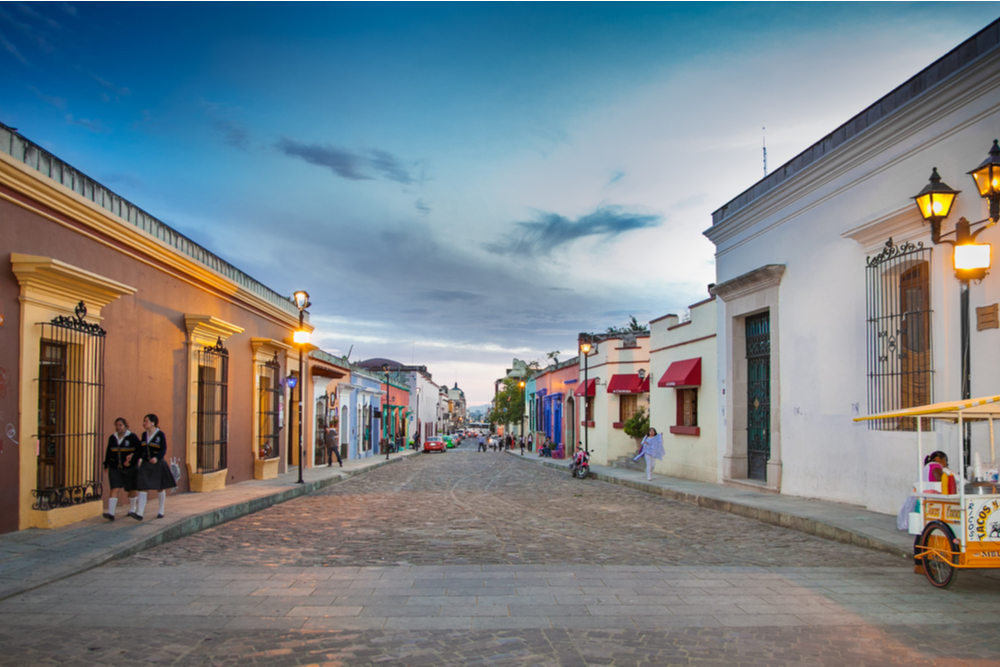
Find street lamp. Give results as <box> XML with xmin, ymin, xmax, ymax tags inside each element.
<box><xmin>580</xmin><ymin>336</ymin><xmax>592</xmax><ymax>454</ymax></box>
<box><xmin>382</xmin><ymin>363</ymin><xmax>391</xmax><ymax>460</ymax></box>
<box><xmin>518</xmin><ymin>380</ymin><xmax>525</xmax><ymax>441</ymax></box>
<box><xmin>292</xmin><ymin>290</ymin><xmax>311</xmax><ymax>485</ymax></box>
<box><xmin>914</xmin><ymin>165</ymin><xmax>995</xmax><ymax>463</ymax></box>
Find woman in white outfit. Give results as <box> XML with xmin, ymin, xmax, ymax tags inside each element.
<box><xmin>633</xmin><ymin>428</ymin><xmax>665</xmax><ymax>481</ymax></box>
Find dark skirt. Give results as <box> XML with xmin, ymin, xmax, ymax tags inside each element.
<box><xmin>136</xmin><ymin>459</ymin><xmax>178</xmax><ymax>491</ymax></box>
<box><xmin>108</xmin><ymin>467</ymin><xmax>137</xmax><ymax>492</ymax></box>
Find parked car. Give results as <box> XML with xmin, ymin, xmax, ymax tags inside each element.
<box><xmin>423</xmin><ymin>436</ymin><xmax>446</xmax><ymax>453</ymax></box>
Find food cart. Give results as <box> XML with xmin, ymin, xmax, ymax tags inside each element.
<box><xmin>856</xmin><ymin>395</ymin><xmax>1000</xmax><ymax>588</ymax></box>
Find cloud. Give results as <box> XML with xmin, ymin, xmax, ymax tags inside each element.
<box><xmin>211</xmin><ymin>118</ymin><xmax>249</xmax><ymax>150</ymax></box>
<box><xmin>28</xmin><ymin>85</ymin><xmax>66</xmax><ymax>109</ymax></box>
<box><xmin>88</xmin><ymin>71</ymin><xmax>130</xmax><ymax>99</ymax></box>
<box><xmin>0</xmin><ymin>5</ymin><xmax>53</xmax><ymax>55</ymax></box>
<box><xmin>14</xmin><ymin>3</ymin><xmax>61</xmax><ymax>30</ymax></box>
<box><xmin>421</xmin><ymin>289</ymin><xmax>481</xmax><ymax>303</ymax></box>
<box><xmin>0</xmin><ymin>30</ymin><xmax>27</xmax><ymax>64</ymax></box>
<box><xmin>59</xmin><ymin>3</ymin><xmax>76</xmax><ymax>16</ymax></box>
<box><xmin>484</xmin><ymin>205</ymin><xmax>662</xmax><ymax>257</ymax></box>
<box><xmin>607</xmin><ymin>170</ymin><xmax>625</xmax><ymax>186</ymax></box>
<box><xmin>276</xmin><ymin>137</ymin><xmax>419</xmax><ymax>184</ymax></box>
<box><xmin>65</xmin><ymin>113</ymin><xmax>109</xmax><ymax>133</ymax></box>
<box><xmin>414</xmin><ymin>198</ymin><xmax>431</xmax><ymax>215</ymax></box>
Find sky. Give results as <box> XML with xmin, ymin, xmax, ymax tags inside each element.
<box><xmin>2</xmin><ymin>2</ymin><xmax>999</xmax><ymax>406</ymax></box>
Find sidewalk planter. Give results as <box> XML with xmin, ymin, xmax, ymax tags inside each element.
<box><xmin>189</xmin><ymin>468</ymin><xmax>227</xmax><ymax>493</ymax></box>
<box><xmin>254</xmin><ymin>457</ymin><xmax>280</xmax><ymax>480</ymax></box>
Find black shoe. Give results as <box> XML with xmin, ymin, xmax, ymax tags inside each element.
<box><xmin>103</xmin><ymin>513</ymin><xmax>115</xmax><ymax>522</ymax></box>
<box><xmin>130</xmin><ymin>512</ymin><xmax>143</xmax><ymax>521</ymax></box>
<box><xmin>157</xmin><ymin>514</ymin><xmax>164</xmax><ymax>519</ymax></box>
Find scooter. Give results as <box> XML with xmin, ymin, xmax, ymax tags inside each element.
<box><xmin>569</xmin><ymin>448</ymin><xmax>590</xmax><ymax>479</ymax></box>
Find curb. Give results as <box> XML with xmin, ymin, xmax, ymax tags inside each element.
<box><xmin>512</xmin><ymin>453</ymin><xmax>909</xmax><ymax>560</ymax></box>
<box><xmin>0</xmin><ymin>453</ymin><xmax>413</xmax><ymax>602</ymax></box>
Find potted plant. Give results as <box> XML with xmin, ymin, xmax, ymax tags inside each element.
<box><xmin>622</xmin><ymin>406</ymin><xmax>650</xmax><ymax>449</ymax></box>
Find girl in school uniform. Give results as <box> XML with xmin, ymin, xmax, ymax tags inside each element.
<box><xmin>103</xmin><ymin>417</ymin><xmax>140</xmax><ymax>521</ymax></box>
<box><xmin>131</xmin><ymin>413</ymin><xmax>177</xmax><ymax>520</ymax></box>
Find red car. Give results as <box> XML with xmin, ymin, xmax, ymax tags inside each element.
<box><xmin>423</xmin><ymin>436</ymin><xmax>446</xmax><ymax>453</ymax></box>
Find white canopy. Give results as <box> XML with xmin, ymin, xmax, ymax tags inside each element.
<box><xmin>854</xmin><ymin>395</ymin><xmax>1000</xmax><ymax>423</ymax></box>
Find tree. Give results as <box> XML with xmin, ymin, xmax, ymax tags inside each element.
<box><xmin>623</xmin><ymin>406</ymin><xmax>650</xmax><ymax>441</ymax></box>
<box><xmin>488</xmin><ymin>376</ymin><xmax>526</xmax><ymax>432</ymax></box>
<box><xmin>606</xmin><ymin>315</ymin><xmax>649</xmax><ymax>335</ymax></box>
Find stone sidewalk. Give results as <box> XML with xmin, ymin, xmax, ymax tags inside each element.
<box><xmin>0</xmin><ymin>450</ymin><xmax>418</xmax><ymax>601</ymax></box>
<box><xmin>508</xmin><ymin>450</ymin><xmax>913</xmax><ymax>559</ymax></box>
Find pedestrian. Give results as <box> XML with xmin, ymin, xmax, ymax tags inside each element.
<box><xmin>414</xmin><ymin>433</ymin><xmax>421</xmax><ymax>451</ymax></box>
<box><xmin>132</xmin><ymin>413</ymin><xmax>177</xmax><ymax>520</ymax></box>
<box><xmin>633</xmin><ymin>427</ymin><xmax>665</xmax><ymax>481</ymax></box>
<box><xmin>103</xmin><ymin>417</ymin><xmax>140</xmax><ymax>521</ymax></box>
<box><xmin>478</xmin><ymin>434</ymin><xmax>486</xmax><ymax>452</ymax></box>
<box><xmin>520</xmin><ymin>436</ymin><xmax>525</xmax><ymax>456</ymax></box>
<box><xmin>326</xmin><ymin>425</ymin><xmax>343</xmax><ymax>467</ymax></box>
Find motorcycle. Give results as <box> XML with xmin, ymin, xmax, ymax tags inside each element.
<box><xmin>569</xmin><ymin>449</ymin><xmax>590</xmax><ymax>479</ymax></box>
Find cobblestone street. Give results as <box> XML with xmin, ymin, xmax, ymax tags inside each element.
<box><xmin>3</xmin><ymin>444</ymin><xmax>1000</xmax><ymax>665</ymax></box>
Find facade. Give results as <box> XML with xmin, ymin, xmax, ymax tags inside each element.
<box><xmin>308</xmin><ymin>350</ymin><xmax>351</xmax><ymax>466</ymax></box>
<box><xmin>649</xmin><ymin>297</ymin><xmax>718</xmax><ymax>483</ymax></box>
<box><xmin>446</xmin><ymin>383</ymin><xmax>467</xmax><ymax>433</ymax></box>
<box><xmin>704</xmin><ymin>19</ymin><xmax>1000</xmax><ymax>513</ymax></box>
<box><xmin>341</xmin><ymin>371</ymin><xmax>383</xmax><ymax>460</ymax></box>
<box><xmin>0</xmin><ymin>122</ymin><xmax>315</xmax><ymax>532</ymax></box>
<box><xmin>575</xmin><ymin>333</ymin><xmax>650</xmax><ymax>466</ymax></box>
<box><xmin>529</xmin><ymin>357</ymin><xmax>580</xmax><ymax>456</ymax></box>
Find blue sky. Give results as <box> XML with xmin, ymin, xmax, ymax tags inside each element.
<box><xmin>3</xmin><ymin>2</ymin><xmax>998</xmax><ymax>405</ymax></box>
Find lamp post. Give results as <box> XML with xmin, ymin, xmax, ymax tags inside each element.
<box><xmin>292</xmin><ymin>290</ymin><xmax>311</xmax><ymax>485</ymax></box>
<box><xmin>382</xmin><ymin>363</ymin><xmax>391</xmax><ymax>460</ymax></box>
<box><xmin>416</xmin><ymin>386</ymin><xmax>421</xmax><ymax>450</ymax></box>
<box><xmin>914</xmin><ymin>158</ymin><xmax>996</xmax><ymax>462</ymax></box>
<box><xmin>580</xmin><ymin>336</ymin><xmax>592</xmax><ymax>454</ymax></box>
<box><xmin>518</xmin><ymin>380</ymin><xmax>526</xmax><ymax>441</ymax></box>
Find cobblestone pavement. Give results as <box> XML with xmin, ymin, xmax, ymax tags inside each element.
<box><xmin>124</xmin><ymin>445</ymin><xmax>901</xmax><ymax>568</ymax></box>
<box><xmin>3</xmin><ymin>442</ymin><xmax>1000</xmax><ymax>665</ymax></box>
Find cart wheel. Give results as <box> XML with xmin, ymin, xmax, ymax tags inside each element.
<box><xmin>919</xmin><ymin>521</ymin><xmax>958</xmax><ymax>589</ymax></box>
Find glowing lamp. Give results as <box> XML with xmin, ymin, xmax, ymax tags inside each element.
<box><xmin>954</xmin><ymin>243</ymin><xmax>991</xmax><ymax>282</ymax></box>
<box><xmin>913</xmin><ymin>168</ymin><xmax>959</xmax><ymax>235</ymax></box>
<box><xmin>292</xmin><ymin>290</ymin><xmax>310</xmax><ymax>310</ymax></box>
<box><xmin>293</xmin><ymin>329</ymin><xmax>311</xmax><ymax>345</ymax></box>
<box><xmin>968</xmin><ymin>139</ymin><xmax>1000</xmax><ymax>222</ymax></box>
<box><xmin>580</xmin><ymin>342</ymin><xmax>592</xmax><ymax>354</ymax></box>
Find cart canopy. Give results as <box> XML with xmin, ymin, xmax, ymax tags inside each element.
<box><xmin>855</xmin><ymin>395</ymin><xmax>1000</xmax><ymax>423</ymax></box>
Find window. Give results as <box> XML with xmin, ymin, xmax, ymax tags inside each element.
<box><xmin>35</xmin><ymin>302</ymin><xmax>106</xmax><ymax>510</ymax></box>
<box><xmin>257</xmin><ymin>354</ymin><xmax>280</xmax><ymax>459</ymax></box>
<box><xmin>671</xmin><ymin>388</ymin><xmax>700</xmax><ymax>436</ymax></box>
<box><xmin>679</xmin><ymin>388</ymin><xmax>698</xmax><ymax>427</ymax></box>
<box><xmin>585</xmin><ymin>396</ymin><xmax>594</xmax><ymax>423</ymax></box>
<box><xmin>619</xmin><ymin>394</ymin><xmax>638</xmax><ymax>423</ymax></box>
<box><xmin>865</xmin><ymin>239</ymin><xmax>933</xmax><ymax>430</ymax></box>
<box><xmin>196</xmin><ymin>338</ymin><xmax>228</xmax><ymax>473</ymax></box>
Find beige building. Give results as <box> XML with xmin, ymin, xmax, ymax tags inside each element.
<box><xmin>649</xmin><ymin>297</ymin><xmax>718</xmax><ymax>483</ymax></box>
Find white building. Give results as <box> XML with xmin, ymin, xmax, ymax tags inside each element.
<box><xmin>705</xmin><ymin>19</ymin><xmax>1000</xmax><ymax>513</ymax></box>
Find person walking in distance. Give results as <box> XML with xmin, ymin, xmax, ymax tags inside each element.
<box><xmin>633</xmin><ymin>427</ymin><xmax>665</xmax><ymax>481</ymax></box>
<box><xmin>478</xmin><ymin>434</ymin><xmax>486</xmax><ymax>452</ymax></box>
<box><xmin>519</xmin><ymin>436</ymin><xmax>525</xmax><ymax>456</ymax></box>
<box><xmin>326</xmin><ymin>424</ymin><xmax>343</xmax><ymax>467</ymax></box>
<box><xmin>103</xmin><ymin>417</ymin><xmax>140</xmax><ymax>521</ymax></box>
<box><xmin>132</xmin><ymin>414</ymin><xmax>177</xmax><ymax>520</ymax></box>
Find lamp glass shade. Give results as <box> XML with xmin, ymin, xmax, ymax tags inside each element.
<box><xmin>954</xmin><ymin>243</ymin><xmax>991</xmax><ymax>272</ymax></box>
<box><xmin>293</xmin><ymin>329</ymin><xmax>311</xmax><ymax>345</ymax></box>
<box><xmin>579</xmin><ymin>342</ymin><xmax>592</xmax><ymax>353</ymax></box>
<box><xmin>293</xmin><ymin>290</ymin><xmax>310</xmax><ymax>310</ymax></box>
<box><xmin>914</xmin><ymin>190</ymin><xmax>957</xmax><ymax>221</ymax></box>
<box><xmin>970</xmin><ymin>164</ymin><xmax>1000</xmax><ymax>198</ymax></box>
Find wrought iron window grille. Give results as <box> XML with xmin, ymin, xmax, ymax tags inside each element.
<box><xmin>257</xmin><ymin>352</ymin><xmax>281</xmax><ymax>459</ymax></box>
<box><xmin>196</xmin><ymin>337</ymin><xmax>229</xmax><ymax>474</ymax></box>
<box><xmin>865</xmin><ymin>238</ymin><xmax>934</xmax><ymax>431</ymax></box>
<box><xmin>33</xmin><ymin>301</ymin><xmax>106</xmax><ymax>510</ymax></box>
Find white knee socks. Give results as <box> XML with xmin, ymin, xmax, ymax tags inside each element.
<box><xmin>129</xmin><ymin>496</ymin><xmax>137</xmax><ymax>513</ymax></box>
<box><xmin>108</xmin><ymin>497</ymin><xmax>118</xmax><ymax>516</ymax></box>
<box><xmin>137</xmin><ymin>491</ymin><xmax>148</xmax><ymax>517</ymax></box>
<box><xmin>157</xmin><ymin>491</ymin><xmax>166</xmax><ymax>516</ymax></box>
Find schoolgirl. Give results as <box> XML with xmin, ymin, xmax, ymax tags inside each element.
<box><xmin>634</xmin><ymin>428</ymin><xmax>665</xmax><ymax>481</ymax></box>
<box><xmin>131</xmin><ymin>413</ymin><xmax>177</xmax><ymax>520</ymax></box>
<box><xmin>103</xmin><ymin>417</ymin><xmax>140</xmax><ymax>521</ymax></box>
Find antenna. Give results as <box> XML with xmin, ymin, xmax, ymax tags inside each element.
<box><xmin>763</xmin><ymin>127</ymin><xmax>768</xmax><ymax>177</ymax></box>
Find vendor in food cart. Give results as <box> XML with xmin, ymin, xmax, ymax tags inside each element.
<box><xmin>924</xmin><ymin>451</ymin><xmax>948</xmax><ymax>483</ymax></box>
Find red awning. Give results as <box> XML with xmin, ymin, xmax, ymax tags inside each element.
<box><xmin>573</xmin><ymin>378</ymin><xmax>596</xmax><ymax>396</ymax></box>
<box><xmin>607</xmin><ymin>374</ymin><xmax>647</xmax><ymax>394</ymax></box>
<box><xmin>658</xmin><ymin>357</ymin><xmax>702</xmax><ymax>387</ymax></box>
<box><xmin>640</xmin><ymin>375</ymin><xmax>650</xmax><ymax>392</ymax></box>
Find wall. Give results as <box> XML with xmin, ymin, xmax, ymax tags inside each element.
<box><xmin>649</xmin><ymin>298</ymin><xmax>718</xmax><ymax>483</ymax></box>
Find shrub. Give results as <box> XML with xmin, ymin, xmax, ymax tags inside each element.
<box><xmin>622</xmin><ymin>406</ymin><xmax>649</xmax><ymax>439</ymax></box>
